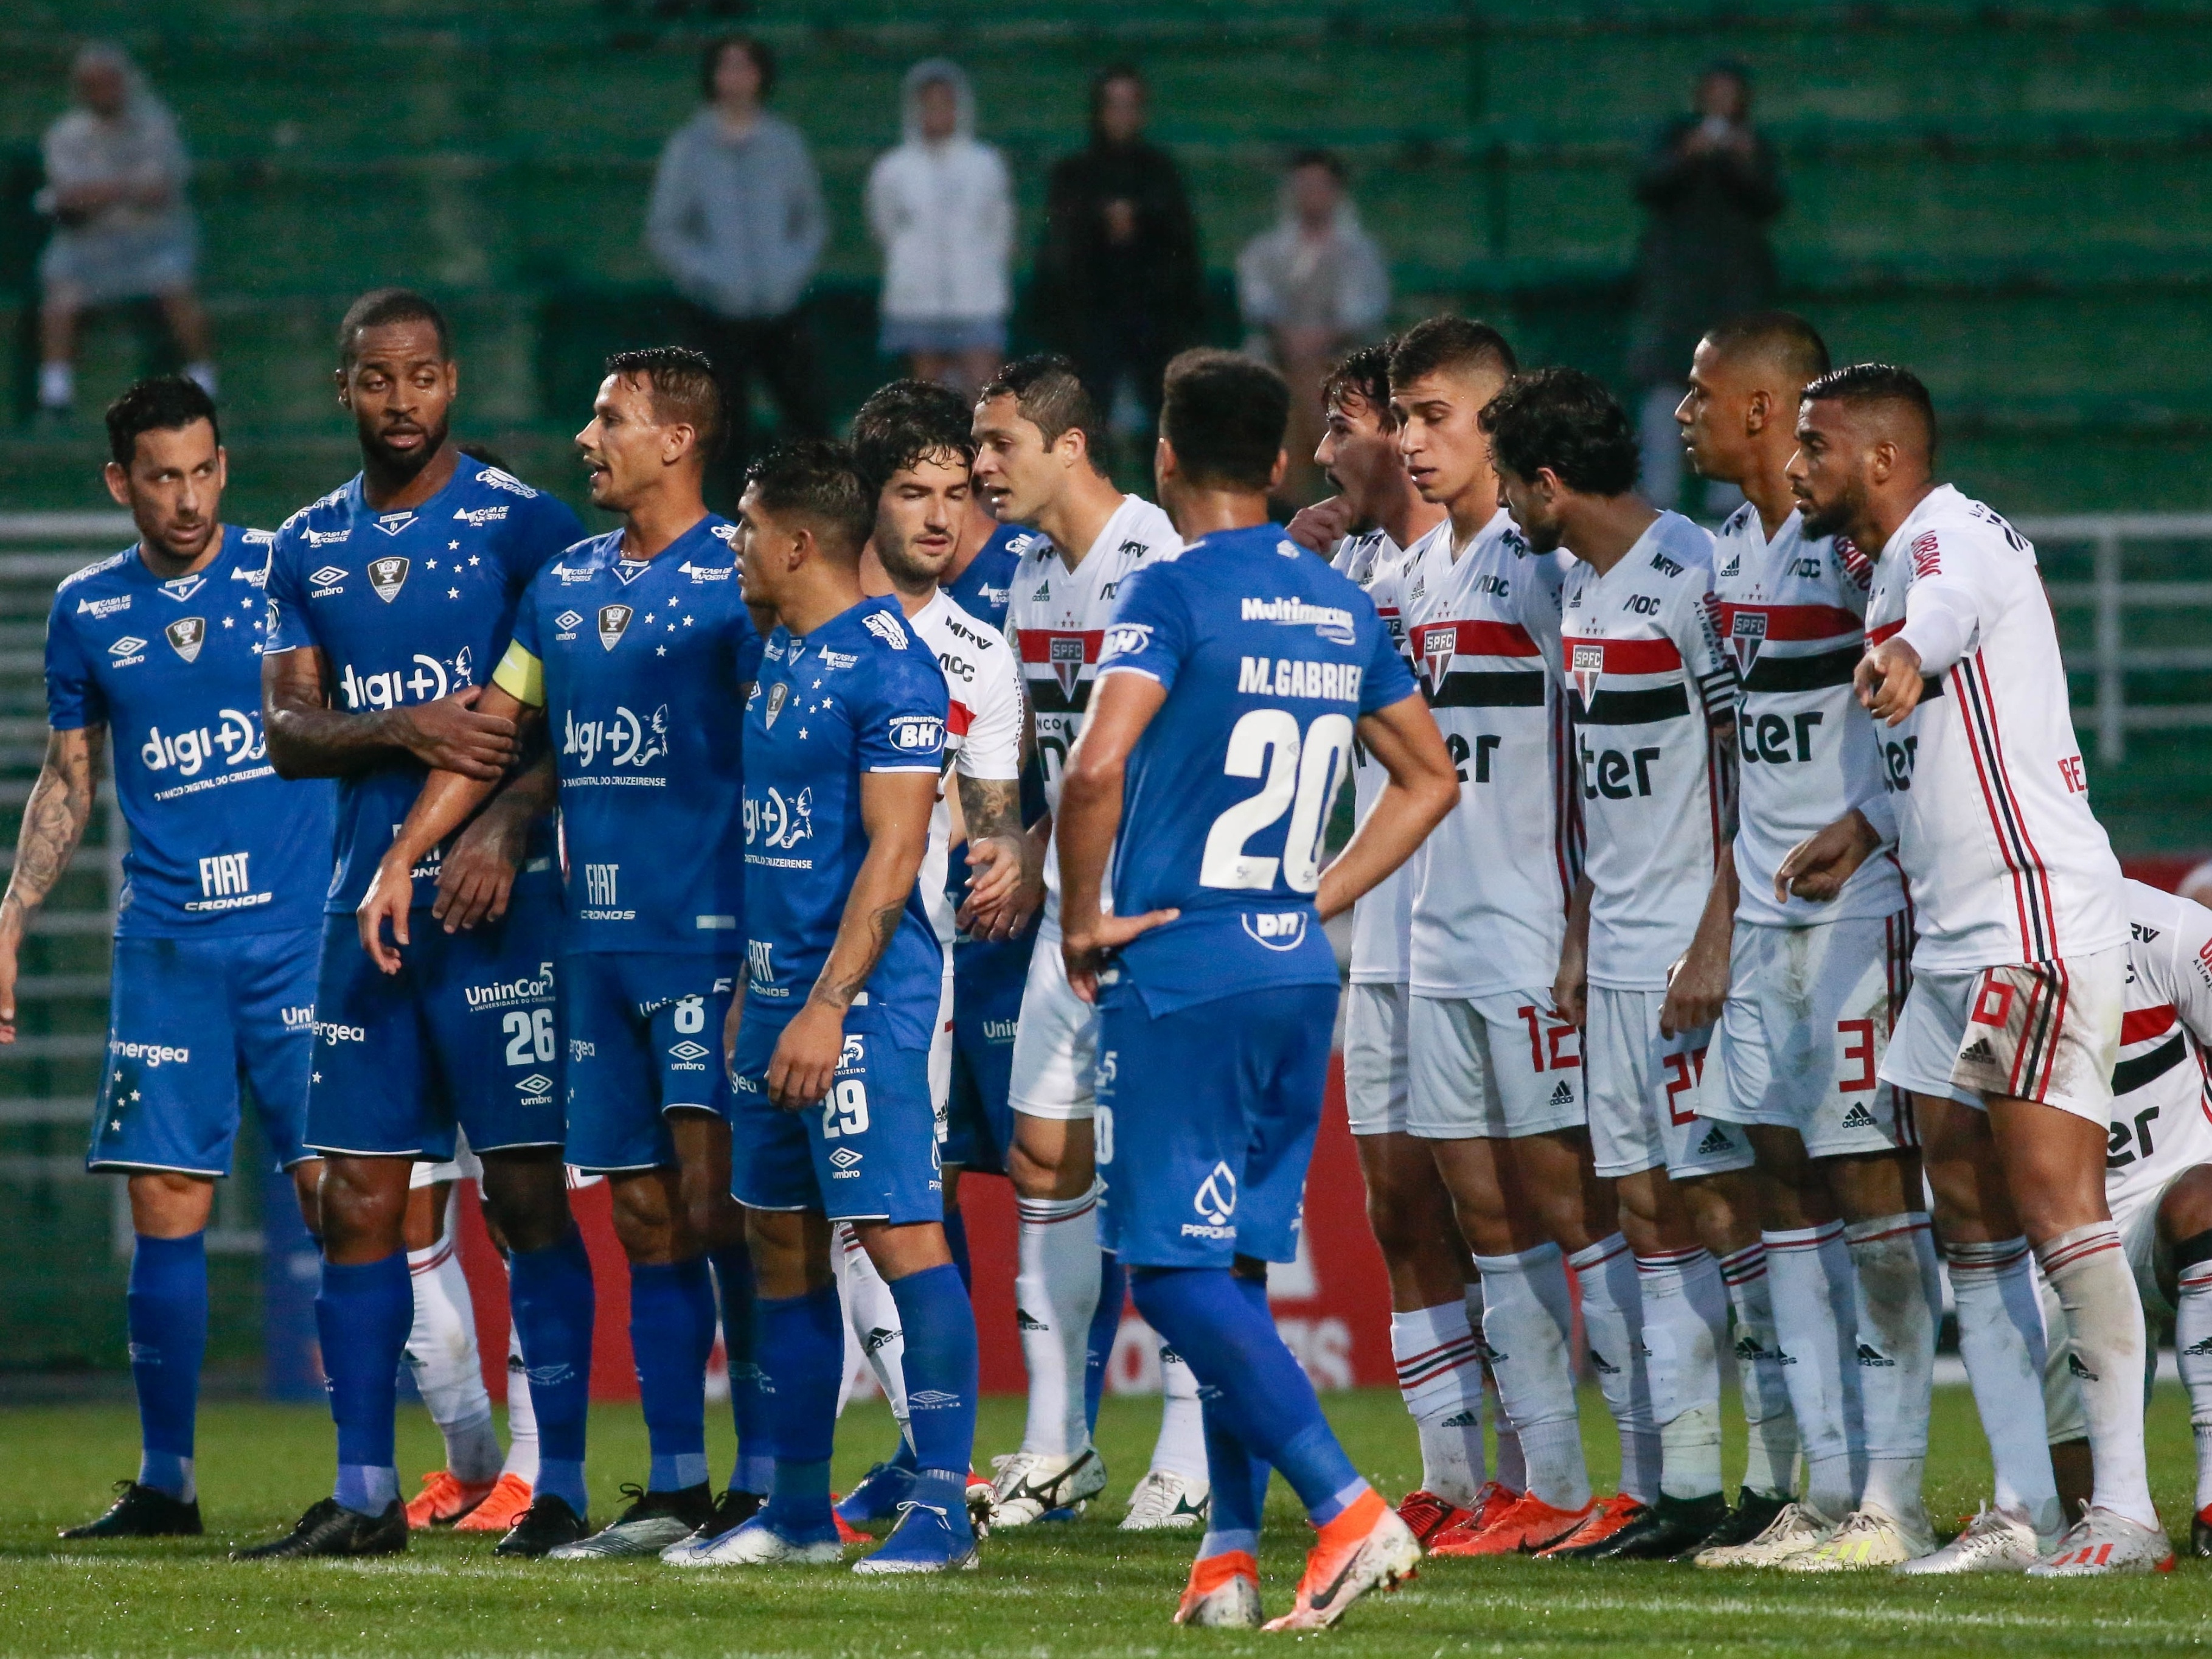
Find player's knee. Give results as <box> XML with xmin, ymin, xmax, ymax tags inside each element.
<box><xmin>478</xmin><ymin>1156</ymin><xmax>574</xmax><ymax>1255</ymax></box>
<box><xmin>608</xmin><ymin>1174</ymin><xmax>681</xmax><ymax>1263</ymax></box>
<box><xmin>2162</xmin><ymin>1168</ymin><xmax>2212</xmax><ymax>1247</ymax></box>
<box><xmin>318</xmin><ymin>1163</ymin><xmax>408</xmax><ymax>1253</ymax></box>
<box><xmin>126</xmin><ymin>1171</ymin><xmax>215</xmax><ymax>1237</ymax></box>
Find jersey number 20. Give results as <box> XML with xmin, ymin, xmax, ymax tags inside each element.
<box><xmin>1200</xmin><ymin>710</ymin><xmax>1354</xmax><ymax>893</ymax></box>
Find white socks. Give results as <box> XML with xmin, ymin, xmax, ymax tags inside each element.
<box><xmin>405</xmin><ymin>1199</ymin><xmax>501</xmax><ymax>1484</ymax></box>
<box><xmin>1570</xmin><ymin>1233</ymin><xmax>1659</xmax><ymax>1503</ymax></box>
<box><xmin>1148</xmin><ymin>1343</ymin><xmax>1209</xmax><ymax>1480</ymax></box>
<box><xmin>38</xmin><ymin>361</ymin><xmax>72</xmax><ymax>410</ymax></box>
<box><xmin>1472</xmin><ymin>1246</ymin><xmax>1591</xmax><ymax>1511</ymax></box>
<box><xmin>833</xmin><ymin>1223</ymin><xmax>910</xmax><ymax>1432</ymax></box>
<box><xmin>1946</xmin><ymin>1236</ymin><xmax>2061</xmax><ymax>1537</ymax></box>
<box><xmin>1762</xmin><ymin>1221</ymin><xmax>1861</xmax><ymax>1521</ymax></box>
<box><xmin>1847</xmin><ymin>1212</ymin><xmax>1939</xmax><ymax>1520</ymax></box>
<box><xmin>1015</xmin><ymin>1182</ymin><xmax>1102</xmax><ymax>1456</ymax></box>
<box><xmin>1388</xmin><ymin>1300</ymin><xmax>1488</xmax><ymax>1508</ymax></box>
<box><xmin>2037</xmin><ymin>1222</ymin><xmax>2157</xmax><ymax>1529</ymax></box>
<box><xmin>2175</xmin><ymin>1246</ymin><xmax>2212</xmax><ymax>1514</ymax></box>
<box><xmin>1716</xmin><ymin>1242</ymin><xmax>1796</xmax><ymax>1500</ymax></box>
<box><xmin>502</xmin><ymin>1324</ymin><xmax>539</xmax><ymax>1484</ymax></box>
<box><xmin>1636</xmin><ymin>1247</ymin><xmax>1727</xmax><ymax>1501</ymax></box>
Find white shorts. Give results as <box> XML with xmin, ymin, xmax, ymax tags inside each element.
<box><xmin>1007</xmin><ymin>927</ymin><xmax>1097</xmax><ymax>1121</ymax></box>
<box><xmin>409</xmin><ymin>1129</ymin><xmax>482</xmax><ymax>1189</ymax></box>
<box><xmin>1584</xmin><ymin>986</ymin><xmax>1755</xmax><ymax>1181</ymax></box>
<box><xmin>1880</xmin><ymin>947</ymin><xmax>2124</xmax><ymax>1127</ymax></box>
<box><xmin>1343</xmin><ymin>981</ymin><xmax>1411</xmax><ymax>1136</ymax></box>
<box><xmin>930</xmin><ymin>959</ymin><xmax>955</xmax><ymax>1143</ymax></box>
<box><xmin>1710</xmin><ymin>911</ymin><xmax>1918</xmax><ymax>1160</ymax></box>
<box><xmin>1407</xmin><ymin>990</ymin><xmax>1584</xmax><ymax>1141</ymax></box>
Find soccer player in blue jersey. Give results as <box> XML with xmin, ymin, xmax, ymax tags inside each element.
<box><xmin>675</xmin><ymin>440</ymin><xmax>979</xmax><ymax>1575</ymax></box>
<box><xmin>0</xmin><ymin>378</ymin><xmax>333</xmax><ymax>1538</ymax></box>
<box><xmin>1057</xmin><ymin>350</ymin><xmax>1458</xmax><ymax>1627</ymax></box>
<box><xmin>238</xmin><ymin>290</ymin><xmax>600</xmax><ymax>1560</ymax></box>
<box><xmin>355</xmin><ymin>347</ymin><xmax>770</xmax><ymax>1559</ymax></box>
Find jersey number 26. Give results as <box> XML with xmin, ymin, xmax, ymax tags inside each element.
<box><xmin>1201</xmin><ymin>710</ymin><xmax>1354</xmax><ymax>893</ymax></box>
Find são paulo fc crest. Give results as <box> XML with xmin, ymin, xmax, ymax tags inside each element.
<box><xmin>1729</xmin><ymin>610</ymin><xmax>1768</xmax><ymax>673</ymax></box>
<box><xmin>1417</xmin><ymin>623</ymin><xmax>1454</xmax><ymax>695</ymax></box>
<box><xmin>1049</xmin><ymin>635</ymin><xmax>1086</xmax><ymax>700</ymax></box>
<box><xmin>597</xmin><ymin>603</ymin><xmax>632</xmax><ymax>650</ymax></box>
<box><xmin>1570</xmin><ymin>642</ymin><xmax>1605</xmax><ymax>707</ymax></box>
<box><xmin>164</xmin><ymin>616</ymin><xmax>205</xmax><ymax>664</ymax></box>
<box><xmin>764</xmin><ymin>681</ymin><xmax>789</xmax><ymax>728</ymax></box>
<box><xmin>366</xmin><ymin>556</ymin><xmax>409</xmax><ymax>602</ymax></box>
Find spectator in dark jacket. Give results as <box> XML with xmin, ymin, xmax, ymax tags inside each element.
<box><xmin>1031</xmin><ymin>65</ymin><xmax>1207</xmax><ymax>459</ymax></box>
<box><xmin>1627</xmin><ymin>61</ymin><xmax>1784</xmax><ymax>510</ymax></box>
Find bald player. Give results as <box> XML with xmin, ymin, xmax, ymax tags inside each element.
<box><xmin>1778</xmin><ymin>364</ymin><xmax>2166</xmax><ymax>1575</ymax></box>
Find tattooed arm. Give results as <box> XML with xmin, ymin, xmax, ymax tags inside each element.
<box><xmin>0</xmin><ymin>727</ymin><xmax>102</xmax><ymax>1042</ymax></box>
<box><xmin>763</xmin><ymin>768</ymin><xmax>938</xmax><ymax>1111</ymax></box>
<box><xmin>955</xmin><ymin>773</ymin><xmax>1037</xmax><ymax>940</ymax></box>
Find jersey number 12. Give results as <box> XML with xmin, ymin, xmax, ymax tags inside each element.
<box><xmin>1200</xmin><ymin>709</ymin><xmax>1354</xmax><ymax>893</ymax></box>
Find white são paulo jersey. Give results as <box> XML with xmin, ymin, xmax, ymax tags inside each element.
<box><xmin>1863</xmin><ymin>484</ymin><xmax>2124</xmax><ymax>970</ymax></box>
<box><xmin>1331</xmin><ymin>526</ymin><xmax>1416</xmax><ymax>984</ymax></box>
<box><xmin>911</xmin><ymin>588</ymin><xmax>1023</xmax><ymax>946</ymax></box>
<box><xmin>2107</xmin><ymin>880</ymin><xmax>2212</xmax><ymax>1212</ymax></box>
<box><xmin>1559</xmin><ymin>511</ymin><xmax>1740</xmax><ymax>989</ymax></box>
<box><xmin>1400</xmin><ymin>509</ymin><xmax>1578</xmax><ymax>998</ymax></box>
<box><xmin>1713</xmin><ymin>503</ymin><xmax>1904</xmax><ymax>927</ymax></box>
<box><xmin>1004</xmin><ymin>493</ymin><xmax>1180</xmax><ymax>928</ymax></box>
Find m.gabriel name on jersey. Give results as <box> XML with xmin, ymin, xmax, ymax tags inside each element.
<box><xmin>1236</xmin><ymin>656</ymin><xmax>1366</xmax><ymax>702</ymax></box>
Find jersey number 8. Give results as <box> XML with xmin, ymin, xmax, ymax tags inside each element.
<box><xmin>1200</xmin><ymin>710</ymin><xmax>1354</xmax><ymax>893</ymax></box>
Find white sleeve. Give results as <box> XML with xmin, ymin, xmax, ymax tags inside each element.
<box><xmin>955</xmin><ymin>644</ymin><xmax>1023</xmax><ymax>782</ymax></box>
<box><xmin>1896</xmin><ymin>524</ymin><xmax>2009</xmax><ymax>677</ymax></box>
<box><xmin>2160</xmin><ymin>894</ymin><xmax>2212</xmax><ymax>1052</ymax></box>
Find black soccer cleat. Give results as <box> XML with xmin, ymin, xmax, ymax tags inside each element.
<box><xmin>60</xmin><ymin>1480</ymin><xmax>203</xmax><ymax>1539</ymax></box>
<box><xmin>1560</xmin><ymin>1492</ymin><xmax>1729</xmax><ymax>1562</ymax></box>
<box><xmin>1672</xmin><ymin>1487</ymin><xmax>1789</xmax><ymax>1561</ymax></box>
<box><xmin>709</xmin><ymin>1486</ymin><xmax>765</xmax><ymax>1534</ymax></box>
<box><xmin>494</xmin><ymin>1492</ymin><xmax>590</xmax><ymax>1557</ymax></box>
<box><xmin>232</xmin><ymin>1497</ymin><xmax>406</xmax><ymax>1560</ymax></box>
<box><xmin>2193</xmin><ymin>1504</ymin><xmax>2212</xmax><ymax>1559</ymax></box>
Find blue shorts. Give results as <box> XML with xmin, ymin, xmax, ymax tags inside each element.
<box><xmin>87</xmin><ymin>926</ymin><xmax>320</xmax><ymax>1177</ymax></box>
<box><xmin>1094</xmin><ymin>979</ymin><xmax>1337</xmax><ymax>1269</ymax></box>
<box><xmin>941</xmin><ymin>932</ymin><xmax>1032</xmax><ymax>1174</ymax></box>
<box><xmin>304</xmin><ymin>898</ymin><xmax>563</xmax><ymax>1160</ymax></box>
<box><xmin>563</xmin><ymin>951</ymin><xmax>739</xmax><ymax>1173</ymax></box>
<box><xmin>728</xmin><ymin>1000</ymin><xmax>939</xmax><ymax>1223</ymax></box>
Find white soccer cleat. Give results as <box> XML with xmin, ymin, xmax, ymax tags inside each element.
<box><xmin>987</xmin><ymin>1447</ymin><xmax>1107</xmax><ymax>1528</ymax></box>
<box><xmin>1694</xmin><ymin>1501</ymin><xmax>1835</xmax><ymax>1568</ymax></box>
<box><xmin>1894</xmin><ymin>1503</ymin><xmax>2043</xmax><ymax>1575</ymax></box>
<box><xmin>658</xmin><ymin>1513</ymin><xmax>844</xmax><ymax>1568</ymax></box>
<box><xmin>1121</xmin><ymin>1469</ymin><xmax>1211</xmax><ymax>1532</ymax></box>
<box><xmin>1781</xmin><ymin>1504</ymin><xmax>1935</xmax><ymax>1572</ymax></box>
<box><xmin>2025</xmin><ymin>1508</ymin><xmax>2175</xmax><ymax>1577</ymax></box>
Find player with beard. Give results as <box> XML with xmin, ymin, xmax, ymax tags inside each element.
<box><xmin>1777</xmin><ymin>364</ymin><xmax>2166</xmax><ymax>1574</ymax></box>
<box><xmin>238</xmin><ymin>290</ymin><xmax>597</xmax><ymax>1560</ymax></box>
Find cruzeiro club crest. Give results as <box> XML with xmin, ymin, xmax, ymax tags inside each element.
<box><xmin>1729</xmin><ymin>610</ymin><xmax>1768</xmax><ymax>673</ymax></box>
<box><xmin>367</xmin><ymin>555</ymin><xmax>409</xmax><ymax>602</ymax></box>
<box><xmin>164</xmin><ymin>616</ymin><xmax>206</xmax><ymax>664</ymax></box>
<box><xmin>1049</xmin><ymin>634</ymin><xmax>1087</xmax><ymax>700</ymax></box>
<box><xmin>598</xmin><ymin>603</ymin><xmax>633</xmax><ymax>651</ymax></box>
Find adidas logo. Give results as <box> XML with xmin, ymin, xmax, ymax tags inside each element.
<box><xmin>1961</xmin><ymin>1037</ymin><xmax>1997</xmax><ymax>1062</ymax></box>
<box><xmin>1548</xmin><ymin>1080</ymin><xmax>1575</xmax><ymax>1107</ymax></box>
<box><xmin>2185</xmin><ymin>1337</ymin><xmax>2212</xmax><ymax>1357</ymax></box>
<box><xmin>1840</xmin><ymin>1103</ymin><xmax>1877</xmax><ymax>1129</ymax></box>
<box><xmin>1017</xmin><ymin>1308</ymin><xmax>1049</xmax><ymax>1332</ymax></box>
<box><xmin>1697</xmin><ymin>1125</ymin><xmax>1734</xmax><ymax>1156</ymax></box>
<box><xmin>1472</xmin><ymin>1338</ymin><xmax>1506</xmax><ymax>1365</ymax></box>
<box><xmin>1441</xmin><ymin>1410</ymin><xmax>1482</xmax><ymax>1429</ymax></box>
<box><xmin>1734</xmin><ymin>1335</ymin><xmax>1765</xmax><ymax>1361</ymax></box>
<box><xmin>2068</xmin><ymin>1352</ymin><xmax>2100</xmax><ymax>1382</ymax></box>
<box><xmin>1587</xmin><ymin>1349</ymin><xmax>1620</xmax><ymax>1376</ymax></box>
<box><xmin>863</xmin><ymin>1326</ymin><xmax>899</xmax><ymax>1355</ymax></box>
<box><xmin>1856</xmin><ymin>1343</ymin><xmax>1895</xmax><ymax>1368</ymax></box>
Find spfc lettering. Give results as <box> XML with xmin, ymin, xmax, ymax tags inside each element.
<box><xmin>1049</xmin><ymin>635</ymin><xmax>1086</xmax><ymax>700</ymax></box>
<box><xmin>1730</xmin><ymin>611</ymin><xmax>1768</xmax><ymax>672</ymax></box>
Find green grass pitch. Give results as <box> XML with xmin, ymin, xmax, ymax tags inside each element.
<box><xmin>4</xmin><ymin>1385</ymin><xmax>2211</xmax><ymax>1655</ymax></box>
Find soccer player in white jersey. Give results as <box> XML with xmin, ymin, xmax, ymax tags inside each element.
<box><xmin>969</xmin><ymin>355</ymin><xmax>1189</xmax><ymax>1523</ymax></box>
<box><xmin>1776</xmin><ymin>364</ymin><xmax>2166</xmax><ymax>1573</ymax></box>
<box><xmin>830</xmin><ymin>381</ymin><xmax>1028</xmax><ymax>1527</ymax></box>
<box><xmin>1669</xmin><ymin>315</ymin><xmax>1944</xmax><ymax>1571</ymax></box>
<box><xmin>2039</xmin><ymin>880</ymin><xmax>2212</xmax><ymax>1561</ymax></box>
<box><xmin>1482</xmin><ymin>367</ymin><xmax>1779</xmax><ymax>1561</ymax></box>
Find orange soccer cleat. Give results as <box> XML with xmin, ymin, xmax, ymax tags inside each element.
<box><xmin>1431</xmin><ymin>1489</ymin><xmax>1594</xmax><ymax>1557</ymax></box>
<box><xmin>1532</xmin><ymin>1491</ymin><xmax>1648</xmax><ymax>1560</ymax></box>
<box><xmin>452</xmin><ymin>1472</ymin><xmax>535</xmax><ymax>1534</ymax></box>
<box><xmin>1396</xmin><ymin>1489</ymin><xmax>1473</xmax><ymax>1546</ymax></box>
<box><xmin>1261</xmin><ymin>1490</ymin><xmax>1422</xmax><ymax>1632</ymax></box>
<box><xmin>1174</xmin><ymin>1549</ymin><xmax>1262</xmax><ymax>1627</ymax></box>
<box><xmin>405</xmin><ymin>1470</ymin><xmax>498</xmax><ymax>1530</ymax></box>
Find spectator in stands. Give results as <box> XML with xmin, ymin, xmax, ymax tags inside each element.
<box><xmin>866</xmin><ymin>59</ymin><xmax>1013</xmax><ymax>398</ymax></box>
<box><xmin>35</xmin><ymin>44</ymin><xmax>215</xmax><ymax>425</ymax></box>
<box><xmin>1236</xmin><ymin>150</ymin><xmax>1389</xmax><ymax>502</ymax></box>
<box><xmin>1627</xmin><ymin>60</ymin><xmax>1784</xmax><ymax>512</ymax></box>
<box><xmin>1032</xmin><ymin>64</ymin><xmax>1206</xmax><ymax>461</ymax></box>
<box><xmin>648</xmin><ymin>33</ymin><xmax>829</xmax><ymax>499</ymax></box>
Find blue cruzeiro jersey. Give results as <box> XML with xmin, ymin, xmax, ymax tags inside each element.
<box><xmin>44</xmin><ymin>527</ymin><xmax>335</xmax><ymax>936</ymax></box>
<box><xmin>1096</xmin><ymin>522</ymin><xmax>1417</xmax><ymax>1015</ymax></box>
<box><xmin>942</xmin><ymin>522</ymin><xmax>1043</xmax><ymax>635</ymax></box>
<box><xmin>741</xmin><ymin>596</ymin><xmax>949</xmax><ymax>1052</ymax></box>
<box><xmin>495</xmin><ymin>515</ymin><xmax>764</xmax><ymax>953</ymax></box>
<box><xmin>264</xmin><ymin>456</ymin><xmax>585</xmax><ymax>912</ymax></box>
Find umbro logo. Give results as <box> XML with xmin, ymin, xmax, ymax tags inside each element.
<box><xmin>2067</xmin><ymin>1351</ymin><xmax>2099</xmax><ymax>1382</ymax></box>
<box><xmin>1696</xmin><ymin>1125</ymin><xmax>1734</xmax><ymax>1156</ymax></box>
<box><xmin>1548</xmin><ymin>1080</ymin><xmax>1576</xmax><ymax>1107</ymax></box>
<box><xmin>516</xmin><ymin>1073</ymin><xmax>553</xmax><ymax>1096</ymax></box>
<box><xmin>108</xmin><ymin>635</ymin><xmax>147</xmax><ymax>658</ymax></box>
<box><xmin>1840</xmin><ymin>1103</ymin><xmax>1877</xmax><ymax>1129</ymax></box>
<box><xmin>1856</xmin><ymin>1343</ymin><xmax>1895</xmax><ymax>1368</ymax></box>
<box><xmin>309</xmin><ymin>565</ymin><xmax>347</xmax><ymax>588</ymax></box>
<box><xmin>908</xmin><ymin>1389</ymin><xmax>959</xmax><ymax>1410</ymax></box>
<box><xmin>669</xmin><ymin>1040</ymin><xmax>709</xmax><ymax>1062</ymax></box>
<box><xmin>829</xmin><ymin>1147</ymin><xmax>861</xmax><ymax>1169</ymax></box>
<box><xmin>556</xmin><ymin>610</ymin><xmax>583</xmax><ymax>632</ymax></box>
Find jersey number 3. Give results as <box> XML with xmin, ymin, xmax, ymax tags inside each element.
<box><xmin>1200</xmin><ymin>710</ymin><xmax>1354</xmax><ymax>893</ymax></box>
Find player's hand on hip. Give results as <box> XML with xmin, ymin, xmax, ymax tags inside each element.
<box><xmin>767</xmin><ymin>1001</ymin><xmax>844</xmax><ymax>1112</ymax></box>
<box><xmin>356</xmin><ymin>858</ymin><xmax>414</xmax><ymax>974</ymax></box>
<box><xmin>1060</xmin><ymin>908</ymin><xmax>1178</xmax><ymax>1005</ymax></box>
<box><xmin>434</xmin><ymin>814</ymin><xmax>520</xmax><ymax>933</ymax></box>
<box><xmin>397</xmin><ymin>687</ymin><xmax>517</xmax><ymax>779</ymax></box>
<box><xmin>1283</xmin><ymin>495</ymin><xmax>1354</xmax><ymax>557</ymax></box>
<box><xmin>1773</xmin><ymin>808</ymin><xmax>1882</xmax><ymax>905</ymax></box>
<box><xmin>1855</xmin><ymin>638</ymin><xmax>1926</xmax><ymax>727</ymax></box>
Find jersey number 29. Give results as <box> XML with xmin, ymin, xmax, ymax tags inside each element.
<box><xmin>1200</xmin><ymin>710</ymin><xmax>1354</xmax><ymax>893</ymax></box>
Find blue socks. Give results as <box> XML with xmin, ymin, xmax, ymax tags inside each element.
<box><xmin>1086</xmin><ymin>1250</ymin><xmax>1125</xmax><ymax>1433</ymax></box>
<box><xmin>509</xmin><ymin>1232</ymin><xmax>597</xmax><ymax>1515</ymax></box>
<box><xmin>944</xmin><ymin>1205</ymin><xmax>972</xmax><ymax>1293</ymax></box>
<box><xmin>1131</xmin><ymin>1265</ymin><xmax>1366</xmax><ymax>1525</ymax></box>
<box><xmin>758</xmin><ymin>1285</ymin><xmax>844</xmax><ymax>1539</ymax></box>
<box><xmin>129</xmin><ymin>1232</ymin><xmax>207</xmax><ymax>1501</ymax></box>
<box><xmin>317</xmin><ymin>1251</ymin><xmax>411</xmax><ymax>1515</ymax></box>
<box><xmin>710</xmin><ymin>1243</ymin><xmax>773</xmax><ymax>1495</ymax></box>
<box><xmin>1198</xmin><ymin>1385</ymin><xmax>1272</xmax><ymax>1558</ymax></box>
<box><xmin>885</xmin><ymin>1262</ymin><xmax>978</xmax><ymax>1506</ymax></box>
<box><xmin>630</xmin><ymin>1256</ymin><xmax>715</xmax><ymax>1493</ymax></box>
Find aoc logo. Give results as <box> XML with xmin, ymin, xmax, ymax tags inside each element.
<box><xmin>367</xmin><ymin>556</ymin><xmax>409</xmax><ymax>602</ymax></box>
<box><xmin>1183</xmin><ymin>1161</ymin><xmax>1237</xmax><ymax>1239</ymax></box>
<box><xmin>1241</xmin><ymin>911</ymin><xmax>1309</xmax><ymax>952</ymax></box>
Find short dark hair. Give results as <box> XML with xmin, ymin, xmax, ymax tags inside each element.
<box><xmin>1322</xmin><ymin>341</ymin><xmax>1396</xmax><ymax>426</ymax></box>
<box><xmin>1803</xmin><ymin>362</ymin><xmax>1939</xmax><ymax>459</ymax></box>
<box><xmin>1288</xmin><ymin>147</ymin><xmax>1344</xmax><ymax>182</ymax></box>
<box><xmin>702</xmin><ymin>33</ymin><xmax>775</xmax><ymax>101</ymax></box>
<box><xmin>745</xmin><ymin>440</ymin><xmax>873</xmax><ymax>560</ymax></box>
<box><xmin>604</xmin><ymin>345</ymin><xmax>723</xmax><ymax>456</ymax></box>
<box><xmin>1700</xmin><ymin>310</ymin><xmax>1831</xmax><ymax>388</ymax></box>
<box><xmin>338</xmin><ymin>287</ymin><xmax>450</xmax><ymax>365</ymax></box>
<box><xmin>979</xmin><ymin>353</ymin><xmax>1105</xmax><ymax>466</ymax></box>
<box><xmin>1388</xmin><ymin>316</ymin><xmax>1518</xmax><ymax>391</ymax></box>
<box><xmin>850</xmin><ymin>379</ymin><xmax>978</xmax><ymax>502</ymax></box>
<box><xmin>1160</xmin><ymin>349</ymin><xmax>1289</xmax><ymax>494</ymax></box>
<box><xmin>1478</xmin><ymin>367</ymin><xmax>1641</xmax><ymax>496</ymax></box>
<box><xmin>106</xmin><ymin>375</ymin><xmax>219</xmax><ymax>468</ymax></box>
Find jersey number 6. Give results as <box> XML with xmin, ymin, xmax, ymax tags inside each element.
<box><xmin>1200</xmin><ymin>709</ymin><xmax>1354</xmax><ymax>894</ymax></box>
